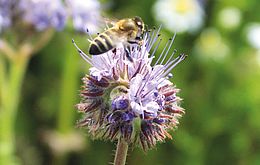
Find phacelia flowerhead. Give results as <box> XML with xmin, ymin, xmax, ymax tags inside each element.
<box><xmin>0</xmin><ymin>0</ymin><xmax>12</xmax><ymax>32</ymax></box>
<box><xmin>66</xmin><ymin>0</ymin><xmax>101</xmax><ymax>33</ymax></box>
<box><xmin>19</xmin><ymin>0</ymin><xmax>67</xmax><ymax>31</ymax></box>
<box><xmin>74</xmin><ymin>27</ymin><xmax>186</xmax><ymax>150</ymax></box>
<box><xmin>0</xmin><ymin>0</ymin><xmax>102</xmax><ymax>34</ymax></box>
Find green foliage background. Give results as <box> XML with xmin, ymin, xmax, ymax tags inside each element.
<box><xmin>4</xmin><ymin>0</ymin><xmax>260</xmax><ymax>164</ymax></box>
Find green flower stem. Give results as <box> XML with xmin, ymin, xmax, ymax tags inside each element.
<box><xmin>0</xmin><ymin>49</ymin><xmax>30</xmax><ymax>165</ymax></box>
<box><xmin>32</xmin><ymin>29</ymin><xmax>54</xmax><ymax>55</ymax></box>
<box><xmin>53</xmin><ymin>35</ymin><xmax>79</xmax><ymax>165</ymax></box>
<box><xmin>0</xmin><ymin>40</ymin><xmax>16</xmax><ymax>61</ymax></box>
<box><xmin>0</xmin><ymin>54</ymin><xmax>7</xmax><ymax>104</ymax></box>
<box><xmin>0</xmin><ymin>31</ymin><xmax>53</xmax><ymax>165</ymax></box>
<box><xmin>114</xmin><ymin>138</ymin><xmax>129</xmax><ymax>165</ymax></box>
<box><xmin>57</xmin><ymin>36</ymin><xmax>79</xmax><ymax>134</ymax></box>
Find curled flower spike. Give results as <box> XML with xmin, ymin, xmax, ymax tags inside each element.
<box><xmin>74</xmin><ymin>27</ymin><xmax>186</xmax><ymax>151</ymax></box>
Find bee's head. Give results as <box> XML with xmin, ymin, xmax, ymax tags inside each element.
<box><xmin>133</xmin><ymin>16</ymin><xmax>144</xmax><ymax>33</ymax></box>
<box><xmin>132</xmin><ymin>16</ymin><xmax>145</xmax><ymax>40</ymax></box>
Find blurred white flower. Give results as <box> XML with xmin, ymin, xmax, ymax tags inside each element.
<box><xmin>218</xmin><ymin>7</ymin><xmax>241</xmax><ymax>30</ymax></box>
<box><xmin>246</xmin><ymin>23</ymin><xmax>260</xmax><ymax>49</ymax></box>
<box><xmin>66</xmin><ymin>0</ymin><xmax>101</xmax><ymax>33</ymax></box>
<box><xmin>153</xmin><ymin>0</ymin><xmax>204</xmax><ymax>33</ymax></box>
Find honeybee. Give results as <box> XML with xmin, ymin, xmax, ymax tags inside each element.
<box><xmin>89</xmin><ymin>16</ymin><xmax>145</xmax><ymax>58</ymax></box>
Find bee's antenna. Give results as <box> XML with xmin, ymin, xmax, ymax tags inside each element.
<box><xmin>144</xmin><ymin>24</ymin><xmax>149</xmax><ymax>32</ymax></box>
<box><xmin>72</xmin><ymin>39</ymin><xmax>93</xmax><ymax>65</ymax></box>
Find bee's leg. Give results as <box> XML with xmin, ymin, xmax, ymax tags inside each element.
<box><xmin>125</xmin><ymin>39</ymin><xmax>143</xmax><ymax>62</ymax></box>
<box><xmin>125</xmin><ymin>45</ymin><xmax>133</xmax><ymax>62</ymax></box>
<box><xmin>128</xmin><ymin>40</ymin><xmax>142</xmax><ymax>52</ymax></box>
<box><xmin>128</xmin><ymin>39</ymin><xmax>143</xmax><ymax>48</ymax></box>
<box><xmin>128</xmin><ymin>40</ymin><xmax>139</xmax><ymax>44</ymax></box>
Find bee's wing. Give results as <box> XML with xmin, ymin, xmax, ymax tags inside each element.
<box><xmin>103</xmin><ymin>17</ymin><xmax>119</xmax><ymax>26</ymax></box>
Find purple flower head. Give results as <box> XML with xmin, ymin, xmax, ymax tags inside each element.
<box><xmin>66</xmin><ymin>0</ymin><xmax>101</xmax><ymax>33</ymax></box>
<box><xmin>111</xmin><ymin>95</ymin><xmax>130</xmax><ymax>111</ymax></box>
<box><xmin>74</xmin><ymin>27</ymin><xmax>186</xmax><ymax>150</ymax></box>
<box><xmin>19</xmin><ymin>0</ymin><xmax>67</xmax><ymax>31</ymax></box>
<box><xmin>0</xmin><ymin>0</ymin><xmax>12</xmax><ymax>32</ymax></box>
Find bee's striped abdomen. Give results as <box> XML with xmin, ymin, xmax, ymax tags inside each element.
<box><xmin>89</xmin><ymin>31</ymin><xmax>114</xmax><ymax>55</ymax></box>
